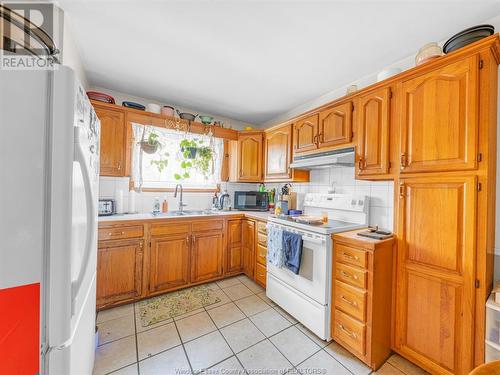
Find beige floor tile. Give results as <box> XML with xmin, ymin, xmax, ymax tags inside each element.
<box><xmin>297</xmin><ymin>350</ymin><xmax>351</xmax><ymax>375</ymax></box>
<box><xmin>274</xmin><ymin>306</ymin><xmax>299</xmax><ymax>324</ymax></box>
<box><xmin>235</xmin><ymin>295</ymin><xmax>271</xmax><ymax>316</ymax></box>
<box><xmin>387</xmin><ymin>354</ymin><xmax>428</xmax><ymax>374</ymax></box>
<box><xmin>207</xmin><ymin>302</ymin><xmax>246</xmax><ymax>328</ymax></box>
<box><xmin>324</xmin><ymin>341</ymin><xmax>371</xmax><ymax>375</ymax></box>
<box><xmin>139</xmin><ymin>345</ymin><xmax>191</xmax><ymax>375</ymax></box>
<box><xmin>206</xmin><ymin>289</ymin><xmax>232</xmax><ymax>310</ymax></box>
<box><xmin>375</xmin><ymin>363</ymin><xmax>405</xmax><ymax>374</ymax></box>
<box><xmin>208</xmin><ymin>356</ymin><xmax>244</xmax><ymax>373</ymax></box>
<box><xmin>269</xmin><ymin>326</ymin><xmax>321</xmax><ymax>366</ymax></box>
<box><xmin>97</xmin><ymin>314</ymin><xmax>135</xmax><ymax>346</ymax></box>
<box><xmin>296</xmin><ymin>323</ymin><xmax>330</xmax><ymax>348</ymax></box>
<box><xmin>236</xmin><ymin>275</ymin><xmax>254</xmax><ymax>283</ymax></box>
<box><xmin>135</xmin><ymin>304</ymin><xmax>173</xmax><ymax>333</ymax></box>
<box><xmin>137</xmin><ymin>322</ymin><xmax>181</xmax><ymax>360</ymax></box>
<box><xmin>239</xmin><ymin>278</ymin><xmax>265</xmax><ymax>293</ymax></box>
<box><xmin>93</xmin><ymin>336</ymin><xmax>137</xmax><ymax>375</ymax></box>
<box><xmin>249</xmin><ymin>308</ymin><xmax>292</xmax><ymax>337</ymax></box>
<box><xmin>237</xmin><ymin>339</ymin><xmax>293</xmax><ymax>373</ymax></box>
<box><xmin>176</xmin><ymin>311</ymin><xmax>217</xmax><ymax>342</ymax></box>
<box><xmin>223</xmin><ymin>283</ymin><xmax>254</xmax><ymax>301</ymax></box>
<box><xmin>108</xmin><ymin>364</ymin><xmax>139</xmax><ymax>375</ymax></box>
<box><xmin>97</xmin><ymin>304</ymin><xmax>134</xmax><ymax>324</ymax></box>
<box><xmin>204</xmin><ymin>281</ymin><xmax>222</xmax><ymax>290</ymax></box>
<box><xmin>216</xmin><ymin>277</ymin><xmax>242</xmax><ymax>288</ymax></box>
<box><xmin>184</xmin><ymin>331</ymin><xmax>233</xmax><ymax>372</ymax></box>
<box><xmin>257</xmin><ymin>291</ymin><xmax>277</xmax><ymax>307</ymax></box>
<box><xmin>220</xmin><ymin>318</ymin><xmax>265</xmax><ymax>353</ymax></box>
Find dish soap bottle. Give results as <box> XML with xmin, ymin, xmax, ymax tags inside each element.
<box><xmin>162</xmin><ymin>196</ymin><xmax>168</xmax><ymax>213</ymax></box>
<box><xmin>153</xmin><ymin>197</ymin><xmax>161</xmax><ymax>214</ymax></box>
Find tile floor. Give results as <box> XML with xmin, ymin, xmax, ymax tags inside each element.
<box><xmin>94</xmin><ymin>275</ymin><xmax>428</xmax><ymax>375</ymax></box>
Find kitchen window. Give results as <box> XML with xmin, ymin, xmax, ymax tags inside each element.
<box><xmin>130</xmin><ymin>124</ymin><xmax>224</xmax><ymax>191</ymax></box>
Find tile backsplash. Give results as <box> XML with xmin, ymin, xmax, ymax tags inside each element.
<box><xmin>100</xmin><ymin>166</ymin><xmax>394</xmax><ymax>230</ymax></box>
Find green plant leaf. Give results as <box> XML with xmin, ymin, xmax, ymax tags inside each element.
<box><xmin>174</xmin><ymin>173</ymin><xmax>181</xmax><ymax>180</ymax></box>
<box><xmin>183</xmin><ymin>172</ymin><xmax>190</xmax><ymax>178</ymax></box>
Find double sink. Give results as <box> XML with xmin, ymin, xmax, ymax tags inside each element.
<box><xmin>151</xmin><ymin>209</ymin><xmax>224</xmax><ymax>217</ymax></box>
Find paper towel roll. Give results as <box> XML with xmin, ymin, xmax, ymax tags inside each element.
<box><xmin>116</xmin><ymin>190</ymin><xmax>124</xmax><ymax>214</ymax></box>
<box><xmin>128</xmin><ymin>190</ymin><xmax>136</xmax><ymax>213</ymax></box>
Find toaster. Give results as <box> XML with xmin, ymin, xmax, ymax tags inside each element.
<box><xmin>98</xmin><ymin>199</ymin><xmax>116</xmax><ymax>216</ymax></box>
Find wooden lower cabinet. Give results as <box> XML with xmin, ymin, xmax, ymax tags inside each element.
<box><xmin>149</xmin><ymin>234</ymin><xmax>190</xmax><ymax>293</ymax></box>
<box><xmin>97</xmin><ymin>238</ymin><xmax>144</xmax><ymax>308</ymax></box>
<box><xmin>242</xmin><ymin>219</ymin><xmax>256</xmax><ymax>278</ymax></box>
<box><xmin>227</xmin><ymin>219</ymin><xmax>243</xmax><ymax>275</ymax></box>
<box><xmin>191</xmin><ymin>231</ymin><xmax>224</xmax><ymax>283</ymax></box>
<box><xmin>394</xmin><ymin>176</ymin><xmax>477</xmax><ymax>375</ymax></box>
<box><xmin>331</xmin><ymin>230</ymin><xmax>394</xmax><ymax>371</ymax></box>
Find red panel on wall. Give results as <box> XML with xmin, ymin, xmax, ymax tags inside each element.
<box><xmin>0</xmin><ymin>283</ymin><xmax>40</xmax><ymax>375</ymax></box>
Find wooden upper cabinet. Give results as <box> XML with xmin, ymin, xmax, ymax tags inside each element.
<box><xmin>237</xmin><ymin>132</ymin><xmax>263</xmax><ymax>182</ymax></box>
<box><xmin>394</xmin><ymin>176</ymin><xmax>477</xmax><ymax>375</ymax></box>
<box><xmin>97</xmin><ymin>238</ymin><xmax>143</xmax><ymax>308</ymax></box>
<box><xmin>356</xmin><ymin>87</ymin><xmax>391</xmax><ymax>177</ymax></box>
<box><xmin>318</xmin><ymin>101</ymin><xmax>353</xmax><ymax>148</ymax></box>
<box><xmin>400</xmin><ymin>56</ymin><xmax>479</xmax><ymax>173</ymax></box>
<box><xmin>95</xmin><ymin>105</ymin><xmax>126</xmax><ymax>176</ymax></box>
<box><xmin>149</xmin><ymin>234</ymin><xmax>190</xmax><ymax>293</ymax></box>
<box><xmin>191</xmin><ymin>230</ymin><xmax>224</xmax><ymax>283</ymax></box>
<box><xmin>227</xmin><ymin>220</ymin><xmax>243</xmax><ymax>274</ymax></box>
<box><xmin>293</xmin><ymin>114</ymin><xmax>319</xmax><ymax>154</ymax></box>
<box><xmin>264</xmin><ymin>124</ymin><xmax>292</xmax><ymax>180</ymax></box>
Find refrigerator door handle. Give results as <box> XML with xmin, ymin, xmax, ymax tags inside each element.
<box><xmin>71</xmin><ymin>133</ymin><xmax>96</xmax><ymax>315</ymax></box>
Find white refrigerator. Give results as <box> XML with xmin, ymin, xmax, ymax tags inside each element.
<box><xmin>0</xmin><ymin>66</ymin><xmax>100</xmax><ymax>375</ymax></box>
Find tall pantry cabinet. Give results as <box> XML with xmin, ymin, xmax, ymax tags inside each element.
<box><xmin>392</xmin><ymin>39</ymin><xmax>500</xmax><ymax>375</ymax></box>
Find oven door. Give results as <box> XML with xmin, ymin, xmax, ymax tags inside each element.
<box><xmin>266</xmin><ymin>229</ymin><xmax>332</xmax><ymax>305</ymax></box>
<box><xmin>234</xmin><ymin>191</ymin><xmax>268</xmax><ymax>211</ymax></box>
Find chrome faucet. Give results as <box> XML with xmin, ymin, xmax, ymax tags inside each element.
<box><xmin>174</xmin><ymin>184</ymin><xmax>187</xmax><ymax>213</ymax></box>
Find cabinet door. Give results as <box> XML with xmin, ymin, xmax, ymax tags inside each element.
<box><xmin>150</xmin><ymin>234</ymin><xmax>190</xmax><ymax>293</ymax></box>
<box><xmin>191</xmin><ymin>231</ymin><xmax>224</xmax><ymax>283</ymax></box>
<box><xmin>293</xmin><ymin>114</ymin><xmax>319</xmax><ymax>154</ymax></box>
<box><xmin>400</xmin><ymin>57</ymin><xmax>479</xmax><ymax>173</ymax></box>
<box><xmin>95</xmin><ymin>106</ymin><xmax>126</xmax><ymax>176</ymax></box>
<box><xmin>357</xmin><ymin>87</ymin><xmax>390</xmax><ymax>177</ymax></box>
<box><xmin>97</xmin><ymin>239</ymin><xmax>143</xmax><ymax>308</ymax></box>
<box><xmin>318</xmin><ymin>101</ymin><xmax>353</xmax><ymax>149</ymax></box>
<box><xmin>394</xmin><ymin>176</ymin><xmax>476</xmax><ymax>375</ymax></box>
<box><xmin>227</xmin><ymin>220</ymin><xmax>243</xmax><ymax>274</ymax></box>
<box><xmin>242</xmin><ymin>219</ymin><xmax>255</xmax><ymax>278</ymax></box>
<box><xmin>238</xmin><ymin>133</ymin><xmax>263</xmax><ymax>181</ymax></box>
<box><xmin>264</xmin><ymin>124</ymin><xmax>292</xmax><ymax>180</ymax></box>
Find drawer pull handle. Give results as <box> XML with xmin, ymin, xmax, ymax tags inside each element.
<box><xmin>341</xmin><ymin>295</ymin><xmax>358</xmax><ymax>307</ymax></box>
<box><xmin>342</xmin><ymin>252</ymin><xmax>359</xmax><ymax>261</ymax></box>
<box><xmin>341</xmin><ymin>270</ymin><xmax>358</xmax><ymax>280</ymax></box>
<box><xmin>338</xmin><ymin>323</ymin><xmax>357</xmax><ymax>339</ymax></box>
<box><xmin>108</xmin><ymin>231</ymin><xmax>125</xmax><ymax>236</ymax></box>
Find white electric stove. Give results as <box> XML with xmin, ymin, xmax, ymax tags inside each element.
<box><xmin>266</xmin><ymin>193</ymin><xmax>369</xmax><ymax>341</ymax></box>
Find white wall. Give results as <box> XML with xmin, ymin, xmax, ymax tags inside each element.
<box><xmin>61</xmin><ymin>13</ymin><xmax>88</xmax><ymax>88</ymax></box>
<box><xmin>89</xmin><ymin>86</ymin><xmax>253</xmax><ymax>131</ymax></box>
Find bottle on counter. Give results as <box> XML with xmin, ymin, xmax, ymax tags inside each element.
<box><xmin>162</xmin><ymin>196</ymin><xmax>168</xmax><ymax>213</ymax></box>
<box><xmin>153</xmin><ymin>197</ymin><xmax>161</xmax><ymax>214</ymax></box>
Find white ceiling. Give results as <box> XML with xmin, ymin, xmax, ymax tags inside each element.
<box><xmin>60</xmin><ymin>0</ymin><xmax>500</xmax><ymax>124</ymax></box>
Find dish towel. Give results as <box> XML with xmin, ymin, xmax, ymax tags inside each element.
<box><xmin>266</xmin><ymin>224</ymin><xmax>284</xmax><ymax>268</ymax></box>
<box><xmin>282</xmin><ymin>231</ymin><xmax>303</xmax><ymax>275</ymax></box>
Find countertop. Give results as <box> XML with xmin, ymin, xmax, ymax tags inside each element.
<box><xmin>98</xmin><ymin>210</ymin><xmax>274</xmax><ymax>223</ymax></box>
<box><xmin>333</xmin><ymin>229</ymin><xmax>395</xmax><ymax>249</ymax></box>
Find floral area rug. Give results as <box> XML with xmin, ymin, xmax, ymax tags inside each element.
<box><xmin>137</xmin><ymin>284</ymin><xmax>221</xmax><ymax>327</ymax></box>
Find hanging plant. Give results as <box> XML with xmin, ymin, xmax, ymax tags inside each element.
<box><xmin>180</xmin><ymin>138</ymin><xmax>198</xmax><ymax>159</ymax></box>
<box><xmin>193</xmin><ymin>146</ymin><xmax>214</xmax><ymax>179</ymax></box>
<box><xmin>175</xmin><ymin>138</ymin><xmax>214</xmax><ymax>180</ymax></box>
<box><xmin>140</xmin><ymin>131</ymin><xmax>162</xmax><ymax>154</ymax></box>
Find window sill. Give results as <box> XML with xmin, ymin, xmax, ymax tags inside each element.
<box><xmin>129</xmin><ymin>179</ymin><xmax>220</xmax><ymax>193</ymax></box>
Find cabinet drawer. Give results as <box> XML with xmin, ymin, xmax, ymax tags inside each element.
<box><xmin>334</xmin><ymin>280</ymin><xmax>367</xmax><ymax>322</ymax></box>
<box><xmin>98</xmin><ymin>225</ymin><xmax>143</xmax><ymax>241</ymax></box>
<box><xmin>257</xmin><ymin>232</ymin><xmax>267</xmax><ymax>246</ymax></box>
<box><xmin>336</xmin><ymin>243</ymin><xmax>367</xmax><ymax>269</ymax></box>
<box><xmin>150</xmin><ymin>223</ymin><xmax>190</xmax><ymax>236</ymax></box>
<box><xmin>257</xmin><ymin>221</ymin><xmax>267</xmax><ymax>234</ymax></box>
<box><xmin>334</xmin><ymin>309</ymin><xmax>366</xmax><ymax>356</ymax></box>
<box><xmin>256</xmin><ymin>244</ymin><xmax>267</xmax><ymax>266</ymax></box>
<box><xmin>336</xmin><ymin>263</ymin><xmax>367</xmax><ymax>289</ymax></box>
<box><xmin>255</xmin><ymin>262</ymin><xmax>267</xmax><ymax>287</ymax></box>
<box><xmin>192</xmin><ymin>220</ymin><xmax>224</xmax><ymax>233</ymax></box>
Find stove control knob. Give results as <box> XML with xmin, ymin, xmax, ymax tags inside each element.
<box><xmin>358</xmin><ymin>200</ymin><xmax>364</xmax><ymax>206</ymax></box>
<box><xmin>351</xmin><ymin>199</ymin><xmax>356</xmax><ymax>205</ymax></box>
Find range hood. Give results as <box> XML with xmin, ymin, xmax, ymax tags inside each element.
<box><xmin>289</xmin><ymin>147</ymin><xmax>355</xmax><ymax>169</ymax></box>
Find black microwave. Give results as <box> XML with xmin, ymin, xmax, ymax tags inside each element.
<box><xmin>234</xmin><ymin>191</ymin><xmax>269</xmax><ymax>211</ymax></box>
